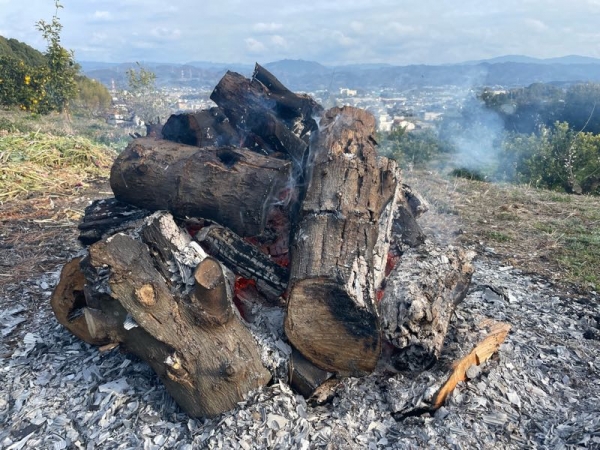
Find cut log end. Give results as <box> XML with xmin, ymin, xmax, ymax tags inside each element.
<box><xmin>50</xmin><ymin>257</ymin><xmax>111</xmax><ymax>346</ymax></box>
<box><xmin>285</xmin><ymin>277</ymin><xmax>381</xmax><ymax>376</ymax></box>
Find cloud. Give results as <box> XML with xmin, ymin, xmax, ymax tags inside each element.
<box><xmin>270</xmin><ymin>35</ymin><xmax>288</xmax><ymax>49</ymax></box>
<box><xmin>150</xmin><ymin>27</ymin><xmax>182</xmax><ymax>41</ymax></box>
<box><xmin>350</xmin><ymin>21</ymin><xmax>365</xmax><ymax>33</ymax></box>
<box><xmin>92</xmin><ymin>11</ymin><xmax>112</xmax><ymax>21</ymax></box>
<box><xmin>245</xmin><ymin>37</ymin><xmax>267</xmax><ymax>53</ymax></box>
<box><xmin>253</xmin><ymin>22</ymin><xmax>283</xmax><ymax>32</ymax></box>
<box><xmin>331</xmin><ymin>31</ymin><xmax>355</xmax><ymax>47</ymax></box>
<box><xmin>524</xmin><ymin>18</ymin><xmax>548</xmax><ymax>32</ymax></box>
<box><xmin>91</xmin><ymin>32</ymin><xmax>108</xmax><ymax>44</ymax></box>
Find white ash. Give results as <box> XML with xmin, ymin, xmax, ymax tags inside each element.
<box><xmin>1</xmin><ymin>254</ymin><xmax>600</xmax><ymax>449</ymax></box>
<box><xmin>245</xmin><ymin>303</ymin><xmax>292</xmax><ymax>382</ymax></box>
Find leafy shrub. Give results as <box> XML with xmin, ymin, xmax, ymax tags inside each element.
<box><xmin>450</xmin><ymin>167</ymin><xmax>486</xmax><ymax>181</ymax></box>
<box><xmin>498</xmin><ymin>121</ymin><xmax>600</xmax><ymax>195</ymax></box>
<box><xmin>378</xmin><ymin>127</ymin><xmax>454</xmax><ymax>167</ymax></box>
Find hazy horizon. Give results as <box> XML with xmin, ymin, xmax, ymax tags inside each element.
<box><xmin>1</xmin><ymin>0</ymin><xmax>600</xmax><ymax>66</ymax></box>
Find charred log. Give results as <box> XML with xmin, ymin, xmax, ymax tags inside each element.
<box><xmin>380</xmin><ymin>243</ymin><xmax>475</xmax><ymax>372</ymax></box>
<box><xmin>195</xmin><ymin>224</ymin><xmax>289</xmax><ymax>301</ymax></box>
<box><xmin>285</xmin><ymin>106</ymin><xmax>400</xmax><ymax>376</ymax></box>
<box><xmin>110</xmin><ymin>138</ymin><xmax>292</xmax><ymax>237</ymax></box>
<box><xmin>78</xmin><ymin>198</ymin><xmax>150</xmax><ymax>246</ymax></box>
<box><xmin>69</xmin><ymin>212</ymin><xmax>272</xmax><ymax>417</ymax></box>
<box><xmin>162</xmin><ymin>107</ymin><xmax>240</xmax><ymax>148</ymax></box>
<box><xmin>210</xmin><ymin>70</ymin><xmax>312</xmax><ymax>164</ymax></box>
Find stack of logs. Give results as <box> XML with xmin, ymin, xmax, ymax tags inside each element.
<box><xmin>51</xmin><ymin>65</ymin><xmax>476</xmax><ymax>418</ymax></box>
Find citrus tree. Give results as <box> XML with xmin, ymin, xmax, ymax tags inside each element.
<box><xmin>36</xmin><ymin>0</ymin><xmax>78</xmax><ymax>114</ymax></box>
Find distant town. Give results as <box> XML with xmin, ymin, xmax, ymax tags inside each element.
<box><xmin>107</xmin><ymin>83</ymin><xmax>474</xmax><ymax>133</ymax></box>
<box><xmin>91</xmin><ymin>56</ymin><xmax>600</xmax><ymax>132</ymax></box>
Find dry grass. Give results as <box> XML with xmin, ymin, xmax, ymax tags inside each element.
<box><xmin>405</xmin><ymin>170</ymin><xmax>600</xmax><ymax>292</ymax></box>
<box><xmin>0</xmin><ymin>131</ymin><xmax>116</xmax><ymax>201</ymax></box>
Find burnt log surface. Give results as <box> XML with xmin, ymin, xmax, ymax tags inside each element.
<box><xmin>251</xmin><ymin>64</ymin><xmax>324</xmax><ymax>140</ymax></box>
<box><xmin>380</xmin><ymin>243</ymin><xmax>475</xmax><ymax>372</ymax></box>
<box><xmin>162</xmin><ymin>107</ymin><xmax>240</xmax><ymax>148</ymax></box>
<box><xmin>285</xmin><ymin>106</ymin><xmax>400</xmax><ymax>376</ymax></box>
<box><xmin>210</xmin><ymin>65</ymin><xmax>322</xmax><ymax>165</ymax></box>
<box><xmin>75</xmin><ymin>212</ymin><xmax>271</xmax><ymax>417</ymax></box>
<box><xmin>196</xmin><ymin>224</ymin><xmax>289</xmax><ymax>301</ymax></box>
<box><xmin>78</xmin><ymin>198</ymin><xmax>150</xmax><ymax>246</ymax></box>
<box><xmin>110</xmin><ymin>138</ymin><xmax>291</xmax><ymax>237</ymax></box>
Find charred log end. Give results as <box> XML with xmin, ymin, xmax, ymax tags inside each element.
<box><xmin>51</xmin><ymin>257</ymin><xmax>110</xmax><ymax>346</ymax></box>
<box><xmin>289</xmin><ymin>348</ymin><xmax>333</xmax><ymax>398</ymax></box>
<box><xmin>285</xmin><ymin>277</ymin><xmax>381</xmax><ymax>376</ymax></box>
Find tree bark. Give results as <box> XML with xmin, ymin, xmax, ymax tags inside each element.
<box><xmin>285</xmin><ymin>106</ymin><xmax>400</xmax><ymax>376</ymax></box>
<box><xmin>110</xmin><ymin>137</ymin><xmax>292</xmax><ymax>237</ymax></box>
<box><xmin>379</xmin><ymin>243</ymin><xmax>476</xmax><ymax>372</ymax></box>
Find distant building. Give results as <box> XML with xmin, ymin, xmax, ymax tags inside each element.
<box><xmin>424</xmin><ymin>112</ymin><xmax>443</xmax><ymax>121</ymax></box>
<box><xmin>340</xmin><ymin>88</ymin><xmax>358</xmax><ymax>97</ymax></box>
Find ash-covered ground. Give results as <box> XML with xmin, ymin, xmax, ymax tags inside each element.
<box><xmin>1</xmin><ymin>184</ymin><xmax>599</xmax><ymax>449</ymax></box>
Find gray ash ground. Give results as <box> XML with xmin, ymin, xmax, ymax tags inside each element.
<box><xmin>1</xmin><ymin>196</ymin><xmax>600</xmax><ymax>449</ymax></box>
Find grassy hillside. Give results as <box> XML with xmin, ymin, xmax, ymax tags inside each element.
<box><xmin>0</xmin><ymin>110</ymin><xmax>122</xmax><ymax>201</ymax></box>
<box><xmin>0</xmin><ymin>35</ymin><xmax>46</xmax><ymax>66</ymax></box>
<box><xmin>405</xmin><ymin>170</ymin><xmax>600</xmax><ymax>292</ymax></box>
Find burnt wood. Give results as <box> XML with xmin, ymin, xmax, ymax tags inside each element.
<box><xmin>380</xmin><ymin>243</ymin><xmax>475</xmax><ymax>372</ymax></box>
<box><xmin>78</xmin><ymin>198</ymin><xmax>150</xmax><ymax>246</ymax></box>
<box><xmin>110</xmin><ymin>138</ymin><xmax>292</xmax><ymax>237</ymax></box>
<box><xmin>65</xmin><ymin>212</ymin><xmax>272</xmax><ymax>417</ymax></box>
<box><xmin>195</xmin><ymin>224</ymin><xmax>289</xmax><ymax>301</ymax></box>
<box><xmin>285</xmin><ymin>106</ymin><xmax>400</xmax><ymax>376</ymax></box>
<box><xmin>162</xmin><ymin>107</ymin><xmax>240</xmax><ymax>148</ymax></box>
<box><xmin>210</xmin><ymin>70</ymin><xmax>310</xmax><ymax>164</ymax></box>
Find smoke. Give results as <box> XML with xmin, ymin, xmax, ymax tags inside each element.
<box><xmin>445</xmin><ymin>92</ymin><xmax>505</xmax><ymax>173</ymax></box>
<box><xmin>434</xmin><ymin>65</ymin><xmax>513</xmax><ymax>177</ymax></box>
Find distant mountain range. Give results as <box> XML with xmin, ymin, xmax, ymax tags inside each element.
<box><xmin>78</xmin><ymin>55</ymin><xmax>600</xmax><ymax>92</ymax></box>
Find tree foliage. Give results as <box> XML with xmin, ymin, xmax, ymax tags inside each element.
<box><xmin>35</xmin><ymin>1</ymin><xmax>78</xmax><ymax>114</ymax></box>
<box><xmin>0</xmin><ymin>36</ymin><xmax>47</xmax><ymax>67</ymax></box>
<box><xmin>123</xmin><ymin>63</ymin><xmax>170</xmax><ymax>124</ymax></box>
<box><xmin>499</xmin><ymin>122</ymin><xmax>600</xmax><ymax>194</ymax></box>
<box><xmin>378</xmin><ymin>126</ymin><xmax>454</xmax><ymax>167</ymax></box>
<box><xmin>481</xmin><ymin>82</ymin><xmax>600</xmax><ymax>135</ymax></box>
<box><xmin>0</xmin><ymin>1</ymin><xmax>80</xmax><ymax>114</ymax></box>
<box><xmin>72</xmin><ymin>76</ymin><xmax>112</xmax><ymax>117</ymax></box>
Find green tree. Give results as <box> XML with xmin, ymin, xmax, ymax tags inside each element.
<box><xmin>72</xmin><ymin>76</ymin><xmax>112</xmax><ymax>117</ymax></box>
<box><xmin>0</xmin><ymin>2</ymin><xmax>79</xmax><ymax>114</ymax></box>
<box><xmin>499</xmin><ymin>122</ymin><xmax>600</xmax><ymax>194</ymax></box>
<box><xmin>379</xmin><ymin>126</ymin><xmax>454</xmax><ymax>168</ymax></box>
<box><xmin>0</xmin><ymin>56</ymin><xmax>49</xmax><ymax>113</ymax></box>
<box><xmin>36</xmin><ymin>0</ymin><xmax>78</xmax><ymax>114</ymax></box>
<box><xmin>123</xmin><ymin>63</ymin><xmax>170</xmax><ymax>125</ymax></box>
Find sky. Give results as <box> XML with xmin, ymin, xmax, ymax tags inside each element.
<box><xmin>1</xmin><ymin>0</ymin><xmax>600</xmax><ymax>66</ymax></box>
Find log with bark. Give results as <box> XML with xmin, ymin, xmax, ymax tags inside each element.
<box><xmin>380</xmin><ymin>243</ymin><xmax>476</xmax><ymax>372</ymax></box>
<box><xmin>54</xmin><ymin>213</ymin><xmax>271</xmax><ymax>417</ymax></box>
<box><xmin>285</xmin><ymin>106</ymin><xmax>400</xmax><ymax>376</ymax></box>
<box><xmin>110</xmin><ymin>138</ymin><xmax>292</xmax><ymax>238</ymax></box>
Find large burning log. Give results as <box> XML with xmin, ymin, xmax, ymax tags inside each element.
<box><xmin>285</xmin><ymin>106</ymin><xmax>400</xmax><ymax>376</ymax></box>
<box><xmin>51</xmin><ymin>65</ymin><xmax>479</xmax><ymax>419</ymax></box>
